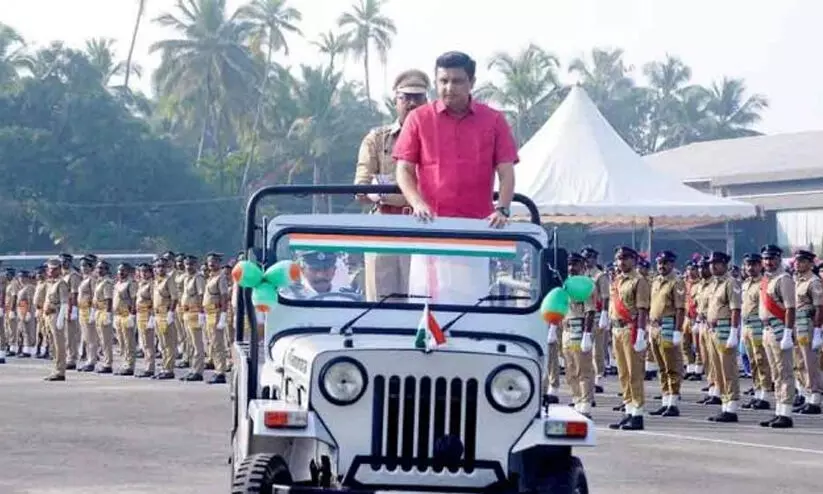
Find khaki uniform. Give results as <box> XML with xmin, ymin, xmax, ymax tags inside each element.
<box><xmin>154</xmin><ymin>273</ymin><xmax>180</xmax><ymax>373</ymax></box>
<box><xmin>609</xmin><ymin>271</ymin><xmax>651</xmax><ymax>414</ymax></box>
<box><xmin>759</xmin><ymin>270</ymin><xmax>796</xmax><ymax>417</ymax></box>
<box><xmin>15</xmin><ymin>283</ymin><xmax>36</xmax><ymax>351</ymax></box>
<box><xmin>113</xmin><ymin>279</ymin><xmax>138</xmax><ymax>370</ymax></box>
<box><xmin>562</xmin><ymin>288</ymin><xmax>597</xmax><ymax>414</ymax></box>
<box><xmin>3</xmin><ymin>278</ymin><xmax>20</xmax><ymax>350</ymax></box>
<box><xmin>706</xmin><ymin>275</ymin><xmax>742</xmax><ymax>411</ymax></box>
<box><xmin>78</xmin><ymin>273</ymin><xmax>98</xmax><ymax>365</ymax></box>
<box><xmin>741</xmin><ymin>276</ymin><xmax>773</xmax><ymax>399</ymax></box>
<box><xmin>44</xmin><ymin>277</ymin><xmax>70</xmax><ymax>376</ymax></box>
<box><xmin>355</xmin><ymin>123</ymin><xmax>411</xmax><ymax>302</ymax></box>
<box><xmin>643</xmin><ymin>274</ymin><xmax>658</xmax><ymax>371</ymax></box>
<box><xmin>62</xmin><ymin>270</ymin><xmax>82</xmax><ymax>365</ymax></box>
<box><xmin>173</xmin><ymin>269</ymin><xmax>190</xmax><ymax>363</ymax></box>
<box><xmin>136</xmin><ymin>279</ymin><xmax>155</xmax><ymax>373</ymax></box>
<box><xmin>649</xmin><ymin>272</ymin><xmax>686</xmax><ymax>401</ymax></box>
<box><xmin>0</xmin><ymin>276</ymin><xmax>7</xmax><ymax>351</ymax></box>
<box><xmin>93</xmin><ymin>277</ymin><xmax>115</xmax><ymax>369</ymax></box>
<box><xmin>33</xmin><ymin>279</ymin><xmax>48</xmax><ymax>351</ymax></box>
<box><xmin>203</xmin><ymin>271</ymin><xmax>229</xmax><ymax>374</ymax></box>
<box><xmin>793</xmin><ymin>272</ymin><xmax>823</xmax><ymax>405</ymax></box>
<box><xmin>225</xmin><ymin>274</ymin><xmax>235</xmax><ymax>351</ymax></box>
<box><xmin>695</xmin><ymin>278</ymin><xmax>713</xmax><ymax>383</ymax></box>
<box><xmin>682</xmin><ymin>278</ymin><xmax>699</xmax><ymax>372</ymax></box>
<box><xmin>589</xmin><ymin>267</ymin><xmax>610</xmax><ymax>380</ymax></box>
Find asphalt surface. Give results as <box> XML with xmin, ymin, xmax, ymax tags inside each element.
<box><xmin>1</xmin><ymin>356</ymin><xmax>821</xmax><ymax>494</ymax></box>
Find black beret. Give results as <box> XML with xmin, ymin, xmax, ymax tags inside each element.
<box><xmin>206</xmin><ymin>252</ymin><xmax>224</xmax><ymax>259</ymax></box>
<box><xmin>707</xmin><ymin>251</ymin><xmax>731</xmax><ymax>264</ymax></box>
<box><xmin>614</xmin><ymin>246</ymin><xmax>638</xmax><ymax>258</ymax></box>
<box><xmin>794</xmin><ymin>249</ymin><xmax>816</xmax><ymax>262</ymax></box>
<box><xmin>760</xmin><ymin>244</ymin><xmax>783</xmax><ymax>258</ymax></box>
<box><xmin>743</xmin><ymin>253</ymin><xmax>762</xmax><ymax>263</ymax></box>
<box><xmin>58</xmin><ymin>253</ymin><xmax>73</xmax><ymax>260</ymax></box>
<box><xmin>568</xmin><ymin>252</ymin><xmax>585</xmax><ymax>263</ymax></box>
<box><xmin>580</xmin><ymin>245</ymin><xmax>599</xmax><ymax>257</ymax></box>
<box><xmin>656</xmin><ymin>250</ymin><xmax>677</xmax><ymax>262</ymax></box>
<box><xmin>301</xmin><ymin>251</ymin><xmax>337</xmax><ymax>268</ymax></box>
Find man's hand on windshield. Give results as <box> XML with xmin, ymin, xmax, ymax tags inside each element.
<box><xmin>411</xmin><ymin>200</ymin><xmax>434</xmax><ymax>222</ymax></box>
<box><xmin>487</xmin><ymin>209</ymin><xmax>508</xmax><ymax>229</ymax></box>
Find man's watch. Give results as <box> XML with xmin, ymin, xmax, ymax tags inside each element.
<box><xmin>495</xmin><ymin>206</ymin><xmax>511</xmax><ymax>218</ymax></box>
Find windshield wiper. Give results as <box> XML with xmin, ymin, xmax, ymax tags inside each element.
<box><xmin>439</xmin><ymin>294</ymin><xmax>532</xmax><ymax>333</ymax></box>
<box><xmin>334</xmin><ymin>292</ymin><xmax>431</xmax><ymax>336</ymax></box>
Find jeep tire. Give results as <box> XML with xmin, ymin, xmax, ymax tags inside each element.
<box><xmin>231</xmin><ymin>453</ymin><xmax>292</xmax><ymax>493</ymax></box>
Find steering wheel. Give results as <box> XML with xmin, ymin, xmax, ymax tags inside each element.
<box><xmin>309</xmin><ymin>291</ymin><xmax>363</xmax><ymax>302</ymax></box>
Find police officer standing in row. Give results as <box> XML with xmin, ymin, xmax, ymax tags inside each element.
<box><xmin>354</xmin><ymin>69</ymin><xmax>430</xmax><ymax>302</ymax></box>
<box><xmin>581</xmin><ymin>246</ymin><xmax>609</xmax><ymax>392</ymax></box>
<box><xmin>740</xmin><ymin>253</ymin><xmax>773</xmax><ymax>410</ymax></box>
<box><xmin>792</xmin><ymin>249</ymin><xmax>823</xmax><ymax>414</ymax></box>
<box><xmin>648</xmin><ymin>251</ymin><xmax>685</xmax><ymax>417</ymax></box>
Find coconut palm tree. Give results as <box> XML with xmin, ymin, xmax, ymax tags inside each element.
<box><xmin>151</xmin><ymin>0</ymin><xmax>259</xmax><ymax>163</ymax></box>
<box><xmin>338</xmin><ymin>0</ymin><xmax>396</xmax><ymax>108</ymax></box>
<box><xmin>236</xmin><ymin>0</ymin><xmax>303</xmax><ymax>192</ymax></box>
<box><xmin>658</xmin><ymin>85</ymin><xmax>712</xmax><ymax>150</ymax></box>
<box><xmin>476</xmin><ymin>44</ymin><xmax>561</xmax><ymax>144</ymax></box>
<box><xmin>312</xmin><ymin>30</ymin><xmax>350</xmax><ymax>72</ymax></box>
<box><xmin>124</xmin><ymin>0</ymin><xmax>146</xmax><ymax>90</ymax></box>
<box><xmin>0</xmin><ymin>23</ymin><xmax>34</xmax><ymax>87</ymax></box>
<box><xmin>702</xmin><ymin>77</ymin><xmax>769</xmax><ymax>140</ymax></box>
<box><xmin>642</xmin><ymin>54</ymin><xmax>692</xmax><ymax>153</ymax></box>
<box><xmin>84</xmin><ymin>37</ymin><xmax>141</xmax><ymax>86</ymax></box>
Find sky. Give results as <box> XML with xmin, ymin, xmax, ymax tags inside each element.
<box><xmin>3</xmin><ymin>0</ymin><xmax>822</xmax><ymax>135</ymax></box>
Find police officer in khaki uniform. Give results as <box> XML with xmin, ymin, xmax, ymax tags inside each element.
<box><xmin>92</xmin><ymin>261</ymin><xmax>115</xmax><ymax>373</ymax></box>
<box><xmin>581</xmin><ymin>246</ymin><xmax>609</xmax><ymax>393</ymax></box>
<box><xmin>0</xmin><ymin>265</ymin><xmax>8</xmax><ymax>363</ymax></box>
<box><xmin>77</xmin><ymin>255</ymin><xmax>99</xmax><ymax>372</ymax></box>
<box><xmin>682</xmin><ymin>259</ymin><xmax>700</xmax><ymax>380</ymax></box>
<box><xmin>608</xmin><ymin>246</ymin><xmax>650</xmax><ymax>431</ymax></box>
<box><xmin>14</xmin><ymin>270</ymin><xmax>36</xmax><ymax>358</ymax></box>
<box><xmin>112</xmin><ymin>263</ymin><xmax>138</xmax><ymax>375</ymax></box>
<box><xmin>562</xmin><ymin>253</ymin><xmax>598</xmax><ymax>418</ymax></box>
<box><xmin>179</xmin><ymin>254</ymin><xmax>205</xmax><ymax>381</ymax></box>
<box><xmin>153</xmin><ymin>256</ymin><xmax>180</xmax><ymax>380</ymax></box>
<box><xmin>354</xmin><ymin>69</ymin><xmax>429</xmax><ymax>302</ymax></box>
<box><xmin>740</xmin><ymin>253</ymin><xmax>773</xmax><ymax>410</ymax></box>
<box><xmin>59</xmin><ymin>254</ymin><xmax>82</xmax><ymax>369</ymax></box>
<box><xmin>33</xmin><ymin>266</ymin><xmax>48</xmax><ymax>359</ymax></box>
<box><xmin>759</xmin><ymin>244</ymin><xmax>797</xmax><ymax>428</ymax></box>
<box><xmin>135</xmin><ymin>263</ymin><xmax>156</xmax><ymax>378</ymax></box>
<box><xmin>173</xmin><ymin>253</ymin><xmax>191</xmax><ymax>368</ymax></box>
<box><xmin>203</xmin><ymin>252</ymin><xmax>229</xmax><ymax>384</ymax></box>
<box><xmin>792</xmin><ymin>249</ymin><xmax>823</xmax><ymax>414</ymax></box>
<box><xmin>704</xmin><ymin>251</ymin><xmax>743</xmax><ymax>422</ymax></box>
<box><xmin>2</xmin><ymin>267</ymin><xmax>19</xmax><ymax>357</ymax></box>
<box><xmin>648</xmin><ymin>251</ymin><xmax>686</xmax><ymax>417</ymax></box>
<box><xmin>696</xmin><ymin>257</ymin><xmax>722</xmax><ymax>404</ymax></box>
<box><xmin>43</xmin><ymin>258</ymin><xmax>70</xmax><ymax>381</ymax></box>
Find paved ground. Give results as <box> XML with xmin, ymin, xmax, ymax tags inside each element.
<box><xmin>1</xmin><ymin>357</ymin><xmax>821</xmax><ymax>494</ymax></box>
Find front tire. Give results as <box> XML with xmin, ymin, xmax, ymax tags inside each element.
<box><xmin>231</xmin><ymin>454</ymin><xmax>292</xmax><ymax>494</ymax></box>
<box><xmin>535</xmin><ymin>456</ymin><xmax>588</xmax><ymax>494</ymax></box>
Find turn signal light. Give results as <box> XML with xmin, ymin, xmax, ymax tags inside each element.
<box><xmin>544</xmin><ymin>420</ymin><xmax>588</xmax><ymax>438</ymax></box>
<box><xmin>264</xmin><ymin>410</ymin><xmax>308</xmax><ymax>429</ymax></box>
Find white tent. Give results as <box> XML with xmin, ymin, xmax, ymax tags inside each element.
<box><xmin>507</xmin><ymin>86</ymin><xmax>758</xmax><ymax>226</ymax></box>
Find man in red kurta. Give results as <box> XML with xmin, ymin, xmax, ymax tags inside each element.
<box><xmin>393</xmin><ymin>51</ymin><xmax>519</xmax><ymax>227</ymax></box>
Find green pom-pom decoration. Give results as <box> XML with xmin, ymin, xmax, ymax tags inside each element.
<box><xmin>251</xmin><ymin>281</ymin><xmax>278</xmax><ymax>313</ymax></box>
<box><xmin>563</xmin><ymin>275</ymin><xmax>595</xmax><ymax>302</ymax></box>
<box><xmin>540</xmin><ymin>287</ymin><xmax>570</xmax><ymax>324</ymax></box>
<box><xmin>263</xmin><ymin>260</ymin><xmax>301</xmax><ymax>289</ymax></box>
<box><xmin>231</xmin><ymin>260</ymin><xmax>264</xmax><ymax>288</ymax></box>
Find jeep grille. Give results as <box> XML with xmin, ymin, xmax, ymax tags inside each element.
<box><xmin>371</xmin><ymin>375</ymin><xmax>479</xmax><ymax>472</ymax></box>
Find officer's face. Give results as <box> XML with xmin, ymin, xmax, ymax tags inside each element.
<box><xmin>304</xmin><ymin>264</ymin><xmax>335</xmax><ymax>293</ymax></box>
<box><xmin>47</xmin><ymin>266</ymin><xmax>60</xmax><ymax>279</ymax></box>
<box><xmin>795</xmin><ymin>258</ymin><xmax>813</xmax><ymax>273</ymax></box>
<box><xmin>762</xmin><ymin>255</ymin><xmax>779</xmax><ymax>272</ymax></box>
<box><xmin>615</xmin><ymin>255</ymin><xmax>634</xmax><ymax>273</ymax></box>
<box><xmin>568</xmin><ymin>260</ymin><xmax>584</xmax><ymax>276</ymax></box>
<box><xmin>176</xmin><ymin>260</ymin><xmax>184</xmax><ymax>270</ymax></box>
<box><xmin>657</xmin><ymin>259</ymin><xmax>673</xmax><ymax>276</ymax></box>
<box><xmin>80</xmin><ymin>262</ymin><xmax>92</xmax><ymax>274</ymax></box>
<box><xmin>184</xmin><ymin>259</ymin><xmax>197</xmax><ymax>274</ymax></box>
<box><xmin>396</xmin><ymin>92</ymin><xmax>427</xmax><ymax>123</ymax></box>
<box><xmin>154</xmin><ymin>263</ymin><xmax>166</xmax><ymax>276</ymax></box>
<box><xmin>710</xmin><ymin>261</ymin><xmax>727</xmax><ymax>276</ymax></box>
<box><xmin>117</xmin><ymin>266</ymin><xmax>128</xmax><ymax>279</ymax></box>
<box><xmin>745</xmin><ymin>261</ymin><xmax>761</xmax><ymax>278</ymax></box>
<box><xmin>207</xmin><ymin>257</ymin><xmax>220</xmax><ymax>271</ymax></box>
<box><xmin>140</xmin><ymin>267</ymin><xmax>152</xmax><ymax>280</ymax></box>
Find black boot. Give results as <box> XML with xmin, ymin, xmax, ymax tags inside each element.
<box><xmin>649</xmin><ymin>405</ymin><xmax>668</xmax><ymax>416</ymax></box>
<box><xmin>608</xmin><ymin>414</ymin><xmax>632</xmax><ymax>430</ymax></box>
<box><xmin>708</xmin><ymin>411</ymin><xmax>738</xmax><ymax>423</ymax></box>
<box><xmin>661</xmin><ymin>406</ymin><xmax>680</xmax><ymax>417</ymax></box>
<box><xmin>799</xmin><ymin>403</ymin><xmax>822</xmax><ymax>415</ymax></box>
<box><xmin>770</xmin><ymin>416</ymin><xmax>793</xmax><ymax>428</ymax></box>
<box><xmin>621</xmin><ymin>415</ymin><xmax>644</xmax><ymax>430</ymax></box>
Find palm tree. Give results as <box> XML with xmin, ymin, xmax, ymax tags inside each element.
<box><xmin>642</xmin><ymin>54</ymin><xmax>692</xmax><ymax>153</ymax></box>
<box><xmin>702</xmin><ymin>77</ymin><xmax>769</xmax><ymax>140</ymax></box>
<box><xmin>151</xmin><ymin>0</ymin><xmax>260</xmax><ymax>164</ymax></box>
<box><xmin>338</xmin><ymin>0</ymin><xmax>397</xmax><ymax>108</ymax></box>
<box><xmin>312</xmin><ymin>31</ymin><xmax>350</xmax><ymax>72</ymax></box>
<box><xmin>0</xmin><ymin>23</ymin><xmax>33</xmax><ymax>87</ymax></box>
<box><xmin>658</xmin><ymin>85</ymin><xmax>712</xmax><ymax>150</ymax></box>
<box><xmin>124</xmin><ymin>0</ymin><xmax>146</xmax><ymax>90</ymax></box>
<box><xmin>84</xmin><ymin>37</ymin><xmax>140</xmax><ymax>86</ymax></box>
<box><xmin>476</xmin><ymin>44</ymin><xmax>561</xmax><ymax>144</ymax></box>
<box><xmin>236</xmin><ymin>0</ymin><xmax>303</xmax><ymax>192</ymax></box>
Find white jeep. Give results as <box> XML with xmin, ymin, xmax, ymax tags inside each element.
<box><xmin>230</xmin><ymin>185</ymin><xmax>593</xmax><ymax>494</ymax></box>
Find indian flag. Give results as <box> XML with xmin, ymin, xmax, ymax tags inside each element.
<box><xmin>414</xmin><ymin>302</ymin><xmax>446</xmax><ymax>352</ymax></box>
<box><xmin>289</xmin><ymin>233</ymin><xmax>517</xmax><ymax>259</ymax></box>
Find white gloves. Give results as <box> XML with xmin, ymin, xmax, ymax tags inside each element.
<box><xmin>812</xmin><ymin>327</ymin><xmax>823</xmax><ymax>351</ymax></box>
<box><xmin>166</xmin><ymin>311</ymin><xmax>175</xmax><ymax>325</ymax></box>
<box><xmin>57</xmin><ymin>303</ymin><xmax>68</xmax><ymax>330</ymax></box>
<box><xmin>217</xmin><ymin>312</ymin><xmax>228</xmax><ymax>330</ymax></box>
<box><xmin>198</xmin><ymin>313</ymin><xmax>206</xmax><ymax>327</ymax></box>
<box><xmin>725</xmin><ymin>327</ymin><xmax>739</xmax><ymax>350</ymax></box>
<box><xmin>780</xmin><ymin>329</ymin><xmax>794</xmax><ymax>350</ymax></box>
<box><xmin>89</xmin><ymin>309</ymin><xmax>96</xmax><ymax>324</ymax></box>
<box><xmin>672</xmin><ymin>330</ymin><xmax>683</xmax><ymax>346</ymax></box>
<box><xmin>581</xmin><ymin>332</ymin><xmax>593</xmax><ymax>353</ymax></box>
<box><xmin>24</xmin><ymin>312</ymin><xmax>31</xmax><ymax>322</ymax></box>
<box><xmin>70</xmin><ymin>306</ymin><xmax>78</xmax><ymax>321</ymax></box>
<box><xmin>598</xmin><ymin>311</ymin><xmax>609</xmax><ymax>329</ymax></box>
<box><xmin>127</xmin><ymin>314</ymin><xmax>136</xmax><ymax>329</ymax></box>
<box><xmin>547</xmin><ymin>324</ymin><xmax>558</xmax><ymax>344</ymax></box>
<box><xmin>633</xmin><ymin>328</ymin><xmax>647</xmax><ymax>352</ymax></box>
<box><xmin>148</xmin><ymin>316</ymin><xmax>156</xmax><ymax>329</ymax></box>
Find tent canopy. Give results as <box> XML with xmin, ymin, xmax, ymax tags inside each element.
<box><xmin>506</xmin><ymin>86</ymin><xmax>758</xmax><ymax>226</ymax></box>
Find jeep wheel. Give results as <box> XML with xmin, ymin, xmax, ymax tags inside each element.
<box><xmin>231</xmin><ymin>453</ymin><xmax>292</xmax><ymax>493</ymax></box>
<box><xmin>535</xmin><ymin>456</ymin><xmax>588</xmax><ymax>494</ymax></box>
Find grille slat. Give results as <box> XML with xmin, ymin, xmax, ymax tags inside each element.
<box><xmin>371</xmin><ymin>375</ymin><xmax>478</xmax><ymax>472</ymax></box>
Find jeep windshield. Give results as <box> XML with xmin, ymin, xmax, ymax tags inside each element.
<box><xmin>270</xmin><ymin>226</ymin><xmax>543</xmax><ymax>312</ymax></box>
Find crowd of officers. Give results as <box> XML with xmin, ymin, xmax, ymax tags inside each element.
<box><xmin>550</xmin><ymin>243</ymin><xmax>823</xmax><ymax>430</ymax></box>
<box><xmin>0</xmin><ymin>251</ymin><xmax>238</xmax><ymax>384</ymax></box>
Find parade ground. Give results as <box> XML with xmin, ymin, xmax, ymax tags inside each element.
<box><xmin>1</xmin><ymin>357</ymin><xmax>820</xmax><ymax>494</ymax></box>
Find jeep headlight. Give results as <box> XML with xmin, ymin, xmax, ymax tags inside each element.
<box><xmin>319</xmin><ymin>357</ymin><xmax>368</xmax><ymax>406</ymax></box>
<box><xmin>485</xmin><ymin>364</ymin><xmax>534</xmax><ymax>413</ymax></box>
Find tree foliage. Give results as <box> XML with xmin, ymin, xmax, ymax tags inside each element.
<box><xmin>0</xmin><ymin>3</ymin><xmax>769</xmax><ymax>254</ymax></box>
